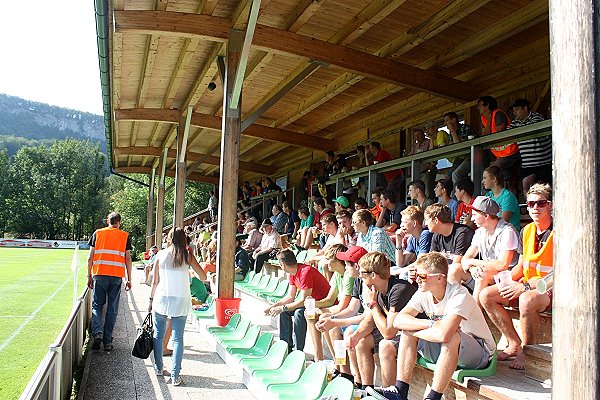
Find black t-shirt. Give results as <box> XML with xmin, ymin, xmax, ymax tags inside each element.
<box><xmin>376</xmin><ymin>276</ymin><xmax>418</xmax><ymax>316</ymax></box>
<box><xmin>235</xmin><ymin>245</ymin><xmax>251</xmax><ymax>276</ymax></box>
<box><xmin>89</xmin><ymin>230</ymin><xmax>132</xmax><ymax>250</ymax></box>
<box><xmin>517</xmin><ymin>223</ymin><xmax>553</xmax><ymax>255</ymax></box>
<box><xmin>383</xmin><ymin>202</ymin><xmax>407</xmax><ymax>227</ymax></box>
<box><xmin>430</xmin><ymin>223</ymin><xmax>474</xmax><ymax>261</ymax></box>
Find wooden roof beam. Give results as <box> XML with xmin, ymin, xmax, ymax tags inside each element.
<box><xmin>113</xmin><ymin>146</ymin><xmax>274</xmax><ymax>175</ymax></box>
<box><xmin>115</xmin><ymin>108</ymin><xmax>338</xmax><ymax>151</ymax></box>
<box><xmin>114</xmin><ymin>11</ymin><xmax>479</xmax><ymax>102</ymax></box>
<box><xmin>117</xmin><ymin>166</ymin><xmax>219</xmax><ymax>185</ymax></box>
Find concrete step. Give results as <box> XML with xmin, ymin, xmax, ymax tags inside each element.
<box><xmin>524</xmin><ymin>343</ymin><xmax>552</xmax><ymax>385</ymax></box>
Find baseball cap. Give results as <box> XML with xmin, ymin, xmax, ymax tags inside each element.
<box><xmin>333</xmin><ymin>195</ymin><xmax>349</xmax><ymax>208</ymax></box>
<box><xmin>468</xmin><ymin>196</ymin><xmax>500</xmax><ymax>215</ymax></box>
<box><xmin>510</xmin><ymin>98</ymin><xmax>530</xmax><ymax>108</ymax></box>
<box><xmin>261</xmin><ymin>218</ymin><xmax>273</xmax><ymax>226</ymax></box>
<box><xmin>337</xmin><ymin>246</ymin><xmax>368</xmax><ymax>263</ymax></box>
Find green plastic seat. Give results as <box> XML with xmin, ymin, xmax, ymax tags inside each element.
<box><xmin>190</xmin><ymin>277</ymin><xmax>209</xmax><ymax>302</ymax></box>
<box><xmin>416</xmin><ymin>351</ymin><xmax>498</xmax><ymax>383</ymax></box>
<box><xmin>240</xmin><ymin>340</ymin><xmax>289</xmax><ymax>373</ymax></box>
<box><xmin>252</xmin><ymin>350</ymin><xmax>306</xmax><ymax>387</ymax></box>
<box><xmin>207</xmin><ymin>313</ymin><xmax>241</xmax><ymax>335</ymax></box>
<box><xmin>253</xmin><ymin>277</ymin><xmax>281</xmax><ymax>296</ymax></box>
<box><xmin>229</xmin><ymin>332</ymin><xmax>273</xmax><ymax>359</ymax></box>
<box><xmin>214</xmin><ymin>319</ymin><xmax>250</xmax><ymax>343</ymax></box>
<box><xmin>245</xmin><ymin>274</ymin><xmax>271</xmax><ymax>294</ymax></box>
<box><xmin>318</xmin><ymin>377</ymin><xmax>355</xmax><ymax>400</ymax></box>
<box><xmin>236</xmin><ymin>273</ymin><xmax>262</xmax><ymax>289</ymax></box>
<box><xmin>192</xmin><ymin>298</ymin><xmax>216</xmax><ymax>319</ymax></box>
<box><xmin>221</xmin><ymin>325</ymin><xmax>261</xmax><ymax>350</ymax></box>
<box><xmin>236</xmin><ymin>270</ymin><xmax>255</xmax><ymax>285</ymax></box>
<box><xmin>265</xmin><ymin>281</ymin><xmax>290</xmax><ymax>303</ymax></box>
<box><xmin>295</xmin><ymin>250</ymin><xmax>308</xmax><ymax>263</ymax></box>
<box><xmin>266</xmin><ymin>361</ymin><xmax>328</xmax><ymax>400</ymax></box>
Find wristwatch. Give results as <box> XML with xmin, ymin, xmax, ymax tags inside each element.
<box><xmin>523</xmin><ymin>282</ymin><xmax>531</xmax><ymax>292</ymax></box>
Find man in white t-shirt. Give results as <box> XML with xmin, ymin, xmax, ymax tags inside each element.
<box><xmin>369</xmin><ymin>253</ymin><xmax>495</xmax><ymax>400</ymax></box>
<box><xmin>450</xmin><ymin>196</ymin><xmax>519</xmax><ymax>304</ymax></box>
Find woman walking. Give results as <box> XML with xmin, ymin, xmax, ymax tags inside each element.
<box><xmin>149</xmin><ymin>227</ymin><xmax>207</xmax><ymax>385</ymax></box>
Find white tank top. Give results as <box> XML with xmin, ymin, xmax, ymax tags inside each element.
<box><xmin>153</xmin><ymin>248</ymin><xmax>192</xmax><ymax>317</ymax></box>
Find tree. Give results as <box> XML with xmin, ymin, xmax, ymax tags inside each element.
<box><xmin>0</xmin><ymin>150</ymin><xmax>8</xmax><ymax>235</ymax></box>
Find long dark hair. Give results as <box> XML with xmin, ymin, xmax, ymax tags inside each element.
<box><xmin>167</xmin><ymin>227</ymin><xmax>189</xmax><ymax>267</ymax></box>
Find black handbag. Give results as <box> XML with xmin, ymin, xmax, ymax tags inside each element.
<box><xmin>132</xmin><ymin>312</ymin><xmax>154</xmax><ymax>359</ymax></box>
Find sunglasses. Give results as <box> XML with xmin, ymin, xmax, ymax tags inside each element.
<box><xmin>526</xmin><ymin>200</ymin><xmax>551</xmax><ymax>208</ymax></box>
<box><xmin>359</xmin><ymin>270</ymin><xmax>374</xmax><ymax>276</ymax></box>
<box><xmin>415</xmin><ymin>272</ymin><xmax>445</xmax><ymax>280</ymax></box>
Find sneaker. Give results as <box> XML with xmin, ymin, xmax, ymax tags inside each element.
<box><xmin>154</xmin><ymin>367</ymin><xmax>170</xmax><ymax>376</ymax></box>
<box><xmin>103</xmin><ymin>343</ymin><xmax>114</xmax><ymax>352</ymax></box>
<box><xmin>366</xmin><ymin>386</ymin><xmax>407</xmax><ymax>400</ymax></box>
<box><xmin>91</xmin><ymin>334</ymin><xmax>102</xmax><ymax>350</ymax></box>
<box><xmin>171</xmin><ymin>375</ymin><xmax>183</xmax><ymax>386</ymax></box>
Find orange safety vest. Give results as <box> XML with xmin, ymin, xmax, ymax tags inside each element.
<box><xmin>481</xmin><ymin>110</ymin><xmax>518</xmax><ymax>157</ymax></box>
<box><xmin>521</xmin><ymin>222</ymin><xmax>553</xmax><ymax>282</ymax></box>
<box><xmin>92</xmin><ymin>227</ymin><xmax>129</xmax><ymax>278</ymax></box>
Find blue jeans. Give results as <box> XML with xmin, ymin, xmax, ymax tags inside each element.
<box><xmin>91</xmin><ymin>275</ymin><xmax>122</xmax><ymax>345</ymax></box>
<box><xmin>153</xmin><ymin>312</ymin><xmax>186</xmax><ymax>379</ymax></box>
<box><xmin>279</xmin><ymin>307</ymin><xmax>306</xmax><ymax>353</ymax></box>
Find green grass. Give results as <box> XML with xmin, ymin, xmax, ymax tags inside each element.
<box><xmin>0</xmin><ymin>248</ymin><xmax>89</xmax><ymax>400</ymax></box>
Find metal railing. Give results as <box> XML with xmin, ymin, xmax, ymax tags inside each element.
<box><xmin>314</xmin><ymin>120</ymin><xmax>552</xmax><ymax>201</ymax></box>
<box><xmin>19</xmin><ymin>287</ymin><xmax>92</xmax><ymax>400</ymax></box>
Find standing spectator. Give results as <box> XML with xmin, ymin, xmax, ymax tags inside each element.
<box><xmin>434</xmin><ymin>179</ymin><xmax>458</xmax><ymax>221</ymax></box>
<box><xmin>208</xmin><ymin>190</ymin><xmax>218</xmax><ymax>222</ymax></box>
<box><xmin>410</xmin><ymin>128</ymin><xmax>436</xmax><ymax>200</ymax></box>
<box><xmin>507</xmin><ymin>99</ymin><xmax>550</xmax><ymax>195</ymax></box>
<box><xmin>251</xmin><ymin>219</ymin><xmax>282</xmax><ymax>273</ymax></box>
<box><xmin>368</xmin><ymin>142</ymin><xmax>404</xmax><ymax>195</ymax></box>
<box><xmin>483</xmin><ymin>166</ymin><xmax>521</xmax><ymax>231</ymax></box>
<box><xmin>299</xmin><ymin>171</ymin><xmax>311</xmax><ymax>208</ymax></box>
<box><xmin>264</xmin><ymin>250</ymin><xmax>331</xmax><ymax>353</ymax></box>
<box><xmin>149</xmin><ymin>227</ymin><xmax>207</xmax><ymax>385</ymax></box>
<box><xmin>443</xmin><ymin>111</ymin><xmax>478</xmax><ymax>184</ymax></box>
<box><xmin>87</xmin><ymin>211</ymin><xmax>133</xmax><ymax>352</ymax></box>
<box><xmin>252</xmin><ymin>181</ymin><xmax>263</xmax><ymax>197</ymax></box>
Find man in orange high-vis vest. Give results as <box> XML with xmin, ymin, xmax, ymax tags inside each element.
<box><xmin>480</xmin><ymin>183</ymin><xmax>553</xmax><ymax>370</ymax></box>
<box><xmin>87</xmin><ymin>211</ymin><xmax>132</xmax><ymax>351</ymax></box>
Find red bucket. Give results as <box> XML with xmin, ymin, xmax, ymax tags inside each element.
<box><xmin>215</xmin><ymin>298</ymin><xmax>241</xmax><ymax>327</ymax></box>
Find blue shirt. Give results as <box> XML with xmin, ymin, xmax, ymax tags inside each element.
<box><xmin>405</xmin><ymin>228</ymin><xmax>433</xmax><ymax>257</ymax></box>
<box><xmin>446</xmin><ymin>198</ymin><xmax>459</xmax><ymax>221</ymax></box>
<box><xmin>486</xmin><ymin>189</ymin><xmax>521</xmax><ymax>231</ymax></box>
<box><xmin>357</xmin><ymin>225</ymin><xmax>396</xmax><ymax>265</ymax></box>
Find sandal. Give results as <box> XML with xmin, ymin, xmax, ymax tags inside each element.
<box><xmin>162</xmin><ymin>349</ymin><xmax>173</xmax><ymax>356</ymax></box>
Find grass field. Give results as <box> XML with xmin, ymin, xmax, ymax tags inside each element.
<box><xmin>0</xmin><ymin>248</ymin><xmax>89</xmax><ymax>400</ymax></box>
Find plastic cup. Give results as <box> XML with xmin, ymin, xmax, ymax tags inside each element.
<box><xmin>467</xmin><ymin>135</ymin><xmax>475</xmax><ymax>140</ymax></box>
<box><xmin>305</xmin><ymin>297</ymin><xmax>316</xmax><ymax>319</ymax></box>
<box><xmin>494</xmin><ymin>270</ymin><xmax>513</xmax><ymax>288</ymax></box>
<box><xmin>333</xmin><ymin>340</ymin><xmax>347</xmax><ymax>365</ymax></box>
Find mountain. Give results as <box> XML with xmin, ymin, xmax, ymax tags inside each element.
<box><xmin>0</xmin><ymin>93</ymin><xmax>106</xmax><ymax>155</ymax></box>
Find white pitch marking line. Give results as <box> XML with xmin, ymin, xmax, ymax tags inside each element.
<box><xmin>0</xmin><ymin>276</ymin><xmax>72</xmax><ymax>352</ymax></box>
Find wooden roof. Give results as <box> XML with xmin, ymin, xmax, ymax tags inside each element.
<box><xmin>105</xmin><ymin>0</ymin><xmax>550</xmax><ymax>184</ymax></box>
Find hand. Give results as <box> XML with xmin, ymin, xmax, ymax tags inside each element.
<box><xmin>148</xmin><ymin>302</ymin><xmax>153</xmax><ymax>313</ymax></box>
<box><xmin>347</xmin><ymin>333</ymin><xmax>360</xmax><ymax>350</ymax></box>
<box><xmin>269</xmin><ymin>306</ymin><xmax>284</xmax><ymax>316</ymax></box>
<box><xmin>402</xmin><ymin>235</ymin><xmax>410</xmax><ymax>249</ymax></box>
<box><xmin>362</xmin><ymin>284</ymin><xmax>374</xmax><ymax>304</ymax></box>
<box><xmin>499</xmin><ymin>282</ymin><xmax>525</xmax><ymax>301</ymax></box>
<box><xmin>338</xmin><ymin>225</ymin><xmax>349</xmax><ymax>236</ymax></box>
<box><xmin>124</xmin><ymin>280</ymin><xmax>132</xmax><ymax>291</ymax></box>
<box><xmin>316</xmin><ymin>317</ymin><xmax>336</xmax><ymax>332</ymax></box>
<box><xmin>395</xmin><ymin>229</ymin><xmax>406</xmax><ymax>247</ymax></box>
<box><xmin>470</xmin><ymin>266</ymin><xmax>485</xmax><ymax>279</ymax></box>
<box><xmin>407</xmin><ymin>265</ymin><xmax>417</xmax><ymax>282</ymax></box>
<box><xmin>462</xmin><ymin>262</ymin><xmax>473</xmax><ymax>273</ymax></box>
<box><xmin>264</xmin><ymin>307</ymin><xmax>272</xmax><ymax>316</ymax></box>
<box><xmin>87</xmin><ymin>275</ymin><xmax>94</xmax><ymax>289</ymax></box>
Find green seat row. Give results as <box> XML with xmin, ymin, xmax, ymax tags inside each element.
<box><xmin>416</xmin><ymin>351</ymin><xmax>498</xmax><ymax>383</ymax></box>
<box><xmin>191</xmin><ymin>295</ymin><xmax>215</xmax><ymax>319</ymax></box>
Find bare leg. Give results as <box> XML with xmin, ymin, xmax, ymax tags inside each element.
<box><xmin>473</xmin><ymin>270</ymin><xmax>495</xmax><ymax>308</ymax></box>
<box><xmin>379</xmin><ymin>339</ymin><xmax>398</xmax><ymax>387</ymax></box>
<box><xmin>328</xmin><ymin>328</ymin><xmax>351</xmax><ymax>374</ymax></box>
<box><xmin>306</xmin><ymin>317</ymin><xmax>324</xmax><ymax>361</ymax></box>
<box><xmin>511</xmin><ymin>290</ymin><xmax>551</xmax><ymax>369</ymax></box>
<box><xmin>430</xmin><ymin>332</ymin><xmax>460</xmax><ymax>393</ymax></box>
<box><xmin>163</xmin><ymin>318</ymin><xmax>173</xmax><ymax>354</ymax></box>
<box><xmin>396</xmin><ymin>331</ymin><xmax>419</xmax><ymax>384</ymax></box>
<box><xmin>344</xmin><ymin>328</ymin><xmax>362</xmax><ymax>383</ymax></box>
<box><xmin>356</xmin><ymin>334</ymin><xmax>376</xmax><ymax>386</ymax></box>
<box><xmin>447</xmin><ymin>263</ymin><xmax>471</xmax><ymax>285</ymax></box>
<box><xmin>480</xmin><ymin>285</ymin><xmax>521</xmax><ymax>360</ymax></box>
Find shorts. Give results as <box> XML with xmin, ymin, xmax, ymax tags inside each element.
<box><xmin>418</xmin><ymin>332</ymin><xmax>491</xmax><ymax>370</ymax></box>
<box><xmin>372</xmin><ymin>328</ymin><xmax>400</xmax><ymax>353</ymax></box>
<box><xmin>463</xmin><ymin>277</ymin><xmax>475</xmax><ymax>293</ymax></box>
<box><xmin>341</xmin><ymin>324</ymin><xmax>359</xmax><ymax>334</ymax></box>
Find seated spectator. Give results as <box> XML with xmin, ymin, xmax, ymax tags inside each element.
<box><xmin>507</xmin><ymin>99</ymin><xmax>550</xmax><ymax>195</ymax></box>
<box><xmin>306</xmin><ymin>214</ymin><xmax>339</xmax><ymax>273</ymax></box>
<box><xmin>443</xmin><ymin>111</ymin><xmax>478</xmax><ymax>184</ymax></box>
<box><xmin>295</xmin><ymin>207</ymin><xmax>314</xmax><ymax>250</ymax></box>
<box><xmin>252</xmin><ymin>181</ymin><xmax>263</xmax><ymax>197</ymax></box>
<box><xmin>354</xmin><ymin>197</ymin><xmax>368</xmax><ymax>211</ymax></box>
<box><xmin>251</xmin><ymin>219</ymin><xmax>282</xmax><ymax>273</ymax></box>
<box><xmin>336</xmin><ymin>210</ymin><xmax>358</xmax><ymax>247</ymax></box>
<box><xmin>394</xmin><ymin>206</ymin><xmax>432</xmax><ymax>276</ymax></box>
<box><xmin>374</xmin><ymin>253</ymin><xmax>496</xmax><ymax>400</ymax></box>
<box><xmin>142</xmin><ymin>245</ymin><xmax>159</xmax><ymax>284</ymax></box>
<box><xmin>242</xmin><ymin>181</ymin><xmax>253</xmax><ymax>199</ymax></box>
<box><xmin>479</xmin><ymin>95</ymin><xmax>520</xmax><ymax>191</ymax></box>
<box><xmin>354</xmin><ymin>209</ymin><xmax>396</xmax><ymax>264</ymax></box>
<box><xmin>347</xmin><ymin>252</ymin><xmax>418</xmax><ymax>389</ymax></box>
<box><xmin>426</xmin><ymin>203</ymin><xmax>474</xmax><ymax>275</ymax></box>
<box><xmin>368</xmin><ymin>142</ymin><xmax>404</xmax><ymax>195</ymax></box>
<box><xmin>483</xmin><ymin>166</ymin><xmax>521</xmax><ymax>231</ymax></box>
<box><xmin>300</xmin><ymin>198</ymin><xmax>333</xmax><ymax>250</ymax></box>
<box><xmin>408</xmin><ymin>180</ymin><xmax>434</xmax><ymax>212</ymax></box>
<box><xmin>299</xmin><ymin>171</ymin><xmax>311</xmax><ymax>208</ymax></box>
<box><xmin>242</xmin><ymin>218</ymin><xmax>262</xmax><ymax>253</ymax></box>
<box><xmin>434</xmin><ymin>178</ymin><xmax>458</xmax><ymax>221</ymax></box>
<box><xmin>264</xmin><ymin>250</ymin><xmax>331</xmax><ymax>353</ymax></box>
<box><xmin>270</xmin><ymin>204</ymin><xmax>287</xmax><ymax>234</ymax></box>
<box><xmin>306</xmin><ymin>244</ymin><xmax>355</xmax><ymax>361</ymax></box>
<box><xmin>480</xmin><ymin>183</ymin><xmax>553</xmax><ymax>370</ymax></box>
<box><xmin>370</xmin><ymin>187</ymin><xmax>385</xmax><ymax>222</ymax></box>
<box><xmin>427</xmin><ymin>121</ymin><xmax>450</xmax><ymax>149</ymax></box>
<box><xmin>324</xmin><ymin>150</ymin><xmax>346</xmax><ymax>178</ymax></box>
<box><xmin>282</xmin><ymin>201</ymin><xmax>300</xmax><ymax>239</ymax></box>
<box><xmin>376</xmin><ymin>190</ymin><xmax>407</xmax><ymax>234</ymax></box>
<box><xmin>454</xmin><ymin>178</ymin><xmax>476</xmax><ymax>230</ymax></box>
<box><xmin>456</xmin><ymin>197</ymin><xmax>519</xmax><ymax>303</ymax></box>
<box><xmin>333</xmin><ymin>195</ymin><xmax>350</xmax><ymax>213</ymax></box>
<box><xmin>263</xmin><ymin>177</ymin><xmax>283</xmax><ymax>193</ymax></box>
<box><xmin>234</xmin><ymin>235</ymin><xmax>251</xmax><ymax>281</ymax></box>
<box><xmin>353</xmin><ymin>145</ymin><xmax>368</xmax><ymax>170</ymax></box>
<box><xmin>410</xmin><ymin>128</ymin><xmax>436</xmax><ymax>200</ymax></box>
<box><xmin>315</xmin><ymin>246</ymin><xmax>369</xmax><ymax>385</ymax></box>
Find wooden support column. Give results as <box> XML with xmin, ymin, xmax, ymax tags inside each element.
<box><xmin>145</xmin><ymin>168</ymin><xmax>156</xmax><ymax>249</ymax></box>
<box><xmin>216</xmin><ymin>29</ymin><xmax>244</xmax><ymax>299</ymax></box>
<box><xmin>550</xmin><ymin>0</ymin><xmax>600</xmax><ymax>398</ymax></box>
<box><xmin>173</xmin><ymin>112</ymin><xmax>191</xmax><ymax>227</ymax></box>
<box><xmin>155</xmin><ymin>148</ymin><xmax>168</xmax><ymax>246</ymax></box>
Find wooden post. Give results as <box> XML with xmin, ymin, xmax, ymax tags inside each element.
<box><xmin>216</xmin><ymin>29</ymin><xmax>244</xmax><ymax>299</ymax></box>
<box><xmin>550</xmin><ymin>0</ymin><xmax>600</xmax><ymax>398</ymax></box>
<box><xmin>173</xmin><ymin>115</ymin><xmax>190</xmax><ymax>228</ymax></box>
<box><xmin>155</xmin><ymin>148</ymin><xmax>168</xmax><ymax>247</ymax></box>
<box><xmin>145</xmin><ymin>168</ymin><xmax>156</xmax><ymax>249</ymax></box>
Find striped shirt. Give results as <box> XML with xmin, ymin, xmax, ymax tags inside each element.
<box><xmin>509</xmin><ymin>112</ymin><xmax>551</xmax><ymax>168</ymax></box>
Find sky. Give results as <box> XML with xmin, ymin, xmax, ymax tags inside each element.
<box><xmin>0</xmin><ymin>1</ymin><xmax>103</xmax><ymax>115</ymax></box>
